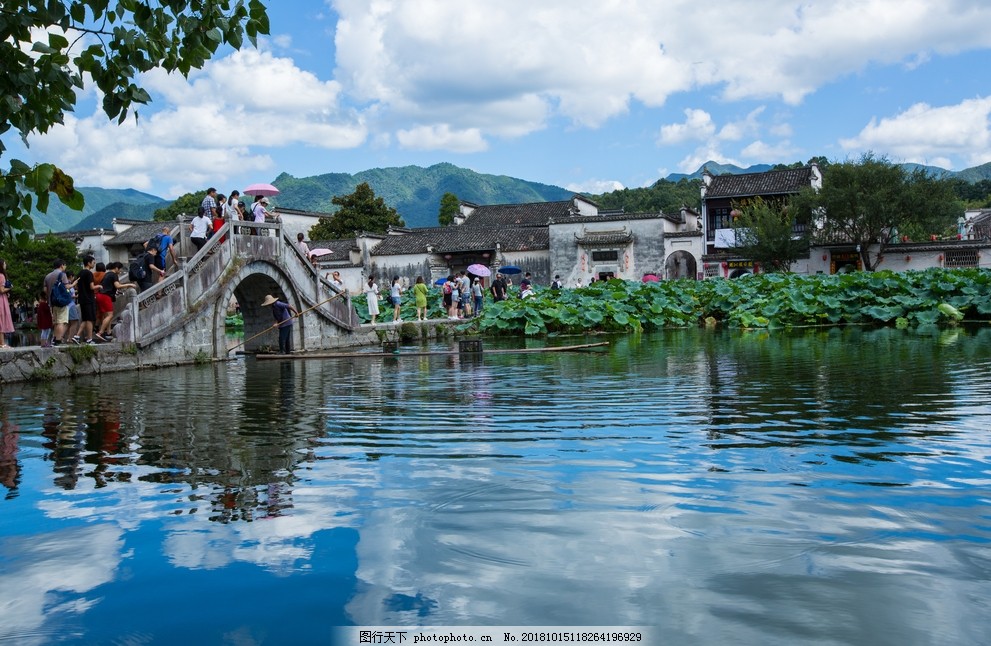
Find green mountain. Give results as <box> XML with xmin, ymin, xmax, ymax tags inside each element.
<box><xmin>666</xmin><ymin>159</ymin><xmax>991</xmax><ymax>182</ymax></box>
<box><xmin>32</xmin><ymin>187</ymin><xmax>165</xmax><ymax>232</ymax></box>
<box><xmin>666</xmin><ymin>162</ymin><xmax>774</xmax><ymax>181</ymax></box>
<box><xmin>953</xmin><ymin>161</ymin><xmax>991</xmax><ymax>183</ymax></box>
<box><xmin>70</xmin><ymin>201</ymin><xmax>160</xmax><ymax>231</ymax></box>
<box><xmin>273</xmin><ymin>162</ymin><xmax>574</xmax><ymax>228</ymax></box>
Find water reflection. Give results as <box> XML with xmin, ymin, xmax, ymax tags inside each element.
<box><xmin>0</xmin><ymin>330</ymin><xmax>989</xmax><ymax>643</ymax></box>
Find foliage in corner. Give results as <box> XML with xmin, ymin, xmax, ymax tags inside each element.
<box><xmin>0</xmin><ymin>0</ymin><xmax>270</xmax><ymax>241</ymax></box>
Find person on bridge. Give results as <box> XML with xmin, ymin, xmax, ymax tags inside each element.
<box><xmin>262</xmin><ymin>294</ymin><xmax>298</xmax><ymax>354</ymax></box>
<box><xmin>363</xmin><ymin>276</ymin><xmax>380</xmax><ymax>324</ymax></box>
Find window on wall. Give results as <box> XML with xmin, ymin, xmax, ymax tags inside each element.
<box><xmin>591</xmin><ymin>250</ymin><xmax>619</xmax><ymax>262</ymax></box>
<box><xmin>711</xmin><ymin>207</ymin><xmax>733</xmax><ymax>230</ymax></box>
<box><xmin>944</xmin><ymin>249</ymin><xmax>979</xmax><ymax>268</ymax></box>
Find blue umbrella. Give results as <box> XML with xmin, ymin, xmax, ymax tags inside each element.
<box><xmin>434</xmin><ymin>277</ymin><xmax>448</xmax><ymax>285</ymax></box>
<box><xmin>499</xmin><ymin>265</ymin><xmax>522</xmax><ymax>275</ymax></box>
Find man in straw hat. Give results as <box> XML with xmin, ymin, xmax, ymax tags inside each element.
<box><xmin>261</xmin><ymin>294</ymin><xmax>298</xmax><ymax>354</ymax></box>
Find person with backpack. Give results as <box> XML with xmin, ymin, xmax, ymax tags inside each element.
<box><xmin>131</xmin><ymin>247</ymin><xmax>163</xmax><ymax>292</ymax></box>
<box><xmin>145</xmin><ymin>226</ymin><xmax>176</xmax><ymax>281</ymax></box>
<box><xmin>43</xmin><ymin>259</ymin><xmax>76</xmax><ymax>346</ymax></box>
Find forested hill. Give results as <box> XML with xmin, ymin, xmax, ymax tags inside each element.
<box><xmin>273</xmin><ymin>162</ymin><xmax>574</xmax><ymax>228</ymax></box>
<box><xmin>31</xmin><ymin>187</ymin><xmax>165</xmax><ymax>233</ymax></box>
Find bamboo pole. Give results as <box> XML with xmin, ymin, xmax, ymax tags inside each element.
<box><xmin>228</xmin><ymin>291</ymin><xmax>346</xmax><ymax>354</ymax></box>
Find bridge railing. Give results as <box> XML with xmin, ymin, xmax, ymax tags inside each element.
<box><xmin>121</xmin><ymin>217</ymin><xmax>359</xmax><ymax>347</ymax></box>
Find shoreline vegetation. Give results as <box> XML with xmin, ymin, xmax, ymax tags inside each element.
<box><xmin>354</xmin><ymin>268</ymin><xmax>990</xmax><ymax>334</ymax></box>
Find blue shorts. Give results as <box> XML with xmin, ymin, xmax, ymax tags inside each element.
<box><xmin>391</xmin><ymin>296</ymin><xmax>401</xmax><ymax>306</ymax></box>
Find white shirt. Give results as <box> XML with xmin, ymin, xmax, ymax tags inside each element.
<box><xmin>253</xmin><ymin>202</ymin><xmax>268</xmax><ymax>223</ymax></box>
<box><xmin>190</xmin><ymin>214</ymin><xmax>211</xmax><ymax>239</ymax></box>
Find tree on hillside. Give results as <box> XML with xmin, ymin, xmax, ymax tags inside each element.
<box><xmin>438</xmin><ymin>192</ymin><xmax>460</xmax><ymax>226</ymax></box>
<box><xmin>591</xmin><ymin>178</ymin><xmax>701</xmax><ymax>214</ymax></box>
<box><xmin>0</xmin><ymin>235</ymin><xmax>79</xmax><ymax>305</ymax></box>
<box><xmin>154</xmin><ymin>190</ymin><xmax>211</xmax><ymax>222</ymax></box>
<box><xmin>308</xmin><ymin>182</ymin><xmax>405</xmax><ymax>240</ymax></box>
<box><xmin>730</xmin><ymin>197</ymin><xmax>809</xmax><ymax>272</ymax></box>
<box><xmin>793</xmin><ymin>153</ymin><xmax>960</xmax><ymax>271</ymax></box>
<box><xmin>0</xmin><ymin>0</ymin><xmax>270</xmax><ymax>243</ymax></box>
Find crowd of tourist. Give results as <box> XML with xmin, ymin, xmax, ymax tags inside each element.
<box><xmin>354</xmin><ymin>269</ymin><xmax>549</xmax><ymax>326</ymax></box>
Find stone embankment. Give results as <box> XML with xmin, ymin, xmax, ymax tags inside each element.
<box><xmin>0</xmin><ymin>319</ymin><xmax>465</xmax><ymax>384</ymax></box>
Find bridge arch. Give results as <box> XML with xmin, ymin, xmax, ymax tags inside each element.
<box><xmin>117</xmin><ymin>221</ymin><xmax>362</xmax><ymax>361</ymax></box>
<box><xmin>212</xmin><ymin>260</ymin><xmax>307</xmax><ymax>354</ymax></box>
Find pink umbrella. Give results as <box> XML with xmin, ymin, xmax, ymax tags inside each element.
<box><xmin>244</xmin><ymin>183</ymin><xmax>280</xmax><ymax>197</ymax></box>
<box><xmin>642</xmin><ymin>273</ymin><xmax>660</xmax><ymax>282</ymax></box>
<box><xmin>467</xmin><ymin>263</ymin><xmax>491</xmax><ymax>277</ymax></box>
<box><xmin>309</xmin><ymin>248</ymin><xmax>333</xmax><ymax>257</ymax></box>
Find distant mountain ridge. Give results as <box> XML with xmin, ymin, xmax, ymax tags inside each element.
<box><xmin>32</xmin><ymin>187</ymin><xmax>165</xmax><ymax>233</ymax></box>
<box><xmin>272</xmin><ymin>162</ymin><xmax>574</xmax><ymax>229</ymax></box>
<box><xmin>664</xmin><ymin>160</ymin><xmax>991</xmax><ymax>182</ymax></box>
<box><xmin>33</xmin><ymin>159</ymin><xmax>991</xmax><ymax>233</ymax></box>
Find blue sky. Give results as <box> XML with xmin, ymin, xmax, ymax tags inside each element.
<box><xmin>9</xmin><ymin>0</ymin><xmax>991</xmax><ymax>199</ymax></box>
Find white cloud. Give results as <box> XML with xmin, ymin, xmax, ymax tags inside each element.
<box><xmin>660</xmin><ymin>107</ymin><xmax>796</xmax><ymax>171</ymax></box>
<box><xmin>25</xmin><ymin>48</ymin><xmax>367</xmax><ymax>197</ymax></box>
<box><xmin>840</xmin><ymin>96</ymin><xmax>991</xmax><ymax>167</ymax></box>
<box><xmin>396</xmin><ymin>125</ymin><xmax>488</xmax><ymax>152</ymax></box>
<box><xmin>718</xmin><ymin>107</ymin><xmax>766</xmax><ymax>142</ymax></box>
<box><xmin>741</xmin><ymin>139</ymin><xmax>799</xmax><ymax>161</ymax></box>
<box><xmin>658</xmin><ymin>109</ymin><xmax>716</xmax><ymax>145</ymax></box>
<box><xmin>677</xmin><ymin>147</ymin><xmax>744</xmax><ymax>174</ymax></box>
<box><xmin>565</xmin><ymin>179</ymin><xmax>625</xmax><ymax>194</ymax></box>
<box><xmin>330</xmin><ymin>0</ymin><xmax>991</xmax><ymax>136</ymax></box>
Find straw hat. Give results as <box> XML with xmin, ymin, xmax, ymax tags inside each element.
<box><xmin>261</xmin><ymin>294</ymin><xmax>278</xmax><ymax>306</ymax></box>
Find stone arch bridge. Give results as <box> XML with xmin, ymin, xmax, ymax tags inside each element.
<box><xmin>116</xmin><ymin>221</ymin><xmax>369</xmax><ymax>360</ymax></box>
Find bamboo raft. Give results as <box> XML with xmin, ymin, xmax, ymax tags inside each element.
<box><xmin>254</xmin><ymin>341</ymin><xmax>610</xmax><ymax>361</ymax></box>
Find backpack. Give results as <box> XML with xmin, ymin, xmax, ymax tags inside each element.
<box><xmin>443</xmin><ymin>282</ymin><xmax>452</xmax><ymax>295</ymax></box>
<box><xmin>129</xmin><ymin>255</ymin><xmax>148</xmax><ymax>282</ymax></box>
<box><xmin>147</xmin><ymin>233</ymin><xmax>164</xmax><ymax>253</ymax></box>
<box><xmin>50</xmin><ymin>272</ymin><xmax>73</xmax><ymax>307</ymax></box>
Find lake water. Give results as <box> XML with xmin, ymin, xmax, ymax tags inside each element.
<box><xmin>1</xmin><ymin>328</ymin><xmax>989</xmax><ymax>645</ymax></box>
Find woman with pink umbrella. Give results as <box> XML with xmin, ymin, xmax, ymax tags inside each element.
<box><xmin>244</xmin><ymin>183</ymin><xmax>280</xmax><ymax>235</ymax></box>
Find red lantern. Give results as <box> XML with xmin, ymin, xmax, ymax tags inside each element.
<box><xmin>905</xmin><ymin>255</ymin><xmax>911</xmax><ymax>262</ymax></box>
<box><xmin>822</xmin><ymin>254</ymin><xmax>828</xmax><ymax>261</ymax></box>
<box><xmin>938</xmin><ymin>254</ymin><xmax>944</xmax><ymax>262</ymax></box>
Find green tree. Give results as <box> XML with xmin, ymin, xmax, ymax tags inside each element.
<box><xmin>0</xmin><ymin>0</ymin><xmax>270</xmax><ymax>242</ymax></box>
<box><xmin>0</xmin><ymin>235</ymin><xmax>80</xmax><ymax>306</ymax></box>
<box><xmin>438</xmin><ymin>192</ymin><xmax>460</xmax><ymax>226</ymax></box>
<box><xmin>308</xmin><ymin>182</ymin><xmax>405</xmax><ymax>240</ymax></box>
<box><xmin>592</xmin><ymin>178</ymin><xmax>701</xmax><ymax>214</ymax></box>
<box><xmin>154</xmin><ymin>190</ymin><xmax>210</xmax><ymax>221</ymax></box>
<box><xmin>730</xmin><ymin>197</ymin><xmax>809</xmax><ymax>272</ymax></box>
<box><xmin>793</xmin><ymin>153</ymin><xmax>960</xmax><ymax>271</ymax></box>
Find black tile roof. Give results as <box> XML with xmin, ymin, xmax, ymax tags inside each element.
<box><xmin>706</xmin><ymin>167</ymin><xmax>813</xmax><ymax>199</ymax></box>
<box><xmin>462</xmin><ymin>200</ymin><xmax>573</xmax><ymax>227</ymax></box>
<box><xmin>107</xmin><ymin>221</ymin><xmax>175</xmax><ymax>246</ymax></box>
<box><xmin>370</xmin><ymin>226</ymin><xmax>549</xmax><ymax>256</ymax></box>
<box><xmin>307</xmin><ymin>239</ymin><xmax>359</xmax><ymax>257</ymax></box>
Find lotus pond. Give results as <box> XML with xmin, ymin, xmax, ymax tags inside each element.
<box><xmin>357</xmin><ymin>269</ymin><xmax>991</xmax><ymax>332</ymax></box>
